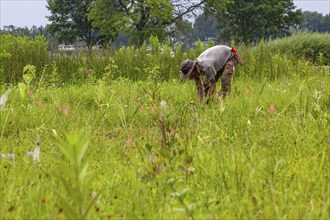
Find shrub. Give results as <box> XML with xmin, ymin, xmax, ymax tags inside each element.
<box><xmin>0</xmin><ymin>34</ymin><xmax>49</xmax><ymax>83</ymax></box>
<box><xmin>267</xmin><ymin>32</ymin><xmax>330</xmax><ymax>65</ymax></box>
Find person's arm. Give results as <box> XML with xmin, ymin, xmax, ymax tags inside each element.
<box><xmin>195</xmin><ymin>78</ymin><xmax>204</xmax><ymax>103</ymax></box>
<box><xmin>204</xmin><ymin>66</ymin><xmax>217</xmax><ymax>98</ymax></box>
<box><xmin>208</xmin><ymin>79</ymin><xmax>216</xmax><ymax>95</ymax></box>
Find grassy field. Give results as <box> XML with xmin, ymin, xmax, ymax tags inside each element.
<box><xmin>1</xmin><ymin>63</ymin><xmax>329</xmax><ymax>218</ymax></box>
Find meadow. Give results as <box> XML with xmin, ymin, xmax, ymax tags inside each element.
<box><xmin>0</xmin><ymin>34</ymin><xmax>329</xmax><ymax>219</ymax></box>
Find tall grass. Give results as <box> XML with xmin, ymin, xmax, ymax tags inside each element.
<box><xmin>0</xmin><ymin>70</ymin><xmax>329</xmax><ymax>218</ymax></box>
<box><xmin>0</xmin><ymin>34</ymin><xmax>49</xmax><ymax>83</ymax></box>
<box><xmin>1</xmin><ymin>33</ymin><xmax>329</xmax><ymax>84</ymax></box>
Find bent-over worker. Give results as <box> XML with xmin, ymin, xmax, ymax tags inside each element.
<box><xmin>180</xmin><ymin>45</ymin><xmax>243</xmax><ymax>102</ymax></box>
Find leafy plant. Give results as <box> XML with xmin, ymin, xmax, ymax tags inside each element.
<box><xmin>18</xmin><ymin>65</ymin><xmax>36</xmax><ymax>98</ymax></box>
<box><xmin>55</xmin><ymin>130</ymin><xmax>99</xmax><ymax>219</ymax></box>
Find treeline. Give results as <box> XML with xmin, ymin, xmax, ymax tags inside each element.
<box><xmin>0</xmin><ymin>0</ymin><xmax>305</xmax><ymax>49</ymax></box>
<box><xmin>0</xmin><ymin>25</ymin><xmax>57</xmax><ymax>50</ymax></box>
<box><xmin>1</xmin><ymin>1</ymin><xmax>329</xmax><ymax>49</ymax></box>
<box><xmin>1</xmin><ymin>33</ymin><xmax>329</xmax><ymax>84</ymax></box>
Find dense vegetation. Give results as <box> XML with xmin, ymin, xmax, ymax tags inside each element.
<box><xmin>0</xmin><ymin>34</ymin><xmax>329</xmax><ymax>219</ymax></box>
<box><xmin>1</xmin><ymin>32</ymin><xmax>329</xmax><ymax>84</ymax></box>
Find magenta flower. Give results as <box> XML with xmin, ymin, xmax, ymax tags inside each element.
<box><xmin>0</xmin><ymin>153</ymin><xmax>5</xmax><ymax>158</ymax></box>
<box><xmin>29</xmin><ymin>91</ymin><xmax>34</xmax><ymax>99</ymax></box>
<box><xmin>28</xmin><ymin>152</ymin><xmax>33</xmax><ymax>157</ymax></box>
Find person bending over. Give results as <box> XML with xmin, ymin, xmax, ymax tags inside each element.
<box><xmin>180</xmin><ymin>45</ymin><xmax>243</xmax><ymax>102</ymax></box>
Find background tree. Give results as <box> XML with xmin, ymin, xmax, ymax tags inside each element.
<box><xmin>193</xmin><ymin>13</ymin><xmax>218</xmax><ymax>41</ymax></box>
<box><xmin>47</xmin><ymin>0</ymin><xmax>100</xmax><ymax>50</ymax></box>
<box><xmin>1</xmin><ymin>25</ymin><xmax>57</xmax><ymax>50</ymax></box>
<box><xmin>214</xmin><ymin>0</ymin><xmax>302</xmax><ymax>44</ymax></box>
<box><xmin>89</xmin><ymin>0</ymin><xmax>227</xmax><ymax>46</ymax></box>
<box><xmin>298</xmin><ymin>11</ymin><xmax>330</xmax><ymax>33</ymax></box>
<box><xmin>89</xmin><ymin>0</ymin><xmax>174</xmax><ymax>46</ymax></box>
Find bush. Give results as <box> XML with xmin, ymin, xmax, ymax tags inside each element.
<box><xmin>267</xmin><ymin>32</ymin><xmax>330</xmax><ymax>65</ymax></box>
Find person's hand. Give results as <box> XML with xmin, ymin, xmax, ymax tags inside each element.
<box><xmin>209</xmin><ymin>82</ymin><xmax>216</xmax><ymax>95</ymax></box>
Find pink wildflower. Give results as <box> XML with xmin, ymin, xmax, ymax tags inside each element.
<box><xmin>29</xmin><ymin>91</ymin><xmax>34</xmax><ymax>99</ymax></box>
<box><xmin>62</xmin><ymin>106</ymin><xmax>68</xmax><ymax>115</ymax></box>
<box><xmin>125</xmin><ymin>138</ymin><xmax>132</xmax><ymax>148</ymax></box>
<box><xmin>269</xmin><ymin>104</ymin><xmax>275</xmax><ymax>113</ymax></box>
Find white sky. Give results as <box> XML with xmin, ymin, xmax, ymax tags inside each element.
<box><xmin>0</xmin><ymin>0</ymin><xmax>329</xmax><ymax>29</ymax></box>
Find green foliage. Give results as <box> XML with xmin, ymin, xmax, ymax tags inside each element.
<box><xmin>0</xmin><ymin>68</ymin><xmax>329</xmax><ymax>218</ymax></box>
<box><xmin>18</xmin><ymin>65</ymin><xmax>36</xmax><ymax>98</ymax></box>
<box><xmin>55</xmin><ymin>130</ymin><xmax>99</xmax><ymax>219</ymax></box>
<box><xmin>215</xmin><ymin>0</ymin><xmax>303</xmax><ymax>44</ymax></box>
<box><xmin>0</xmin><ymin>34</ymin><xmax>48</xmax><ymax>83</ymax></box>
<box><xmin>266</xmin><ymin>32</ymin><xmax>330</xmax><ymax>65</ymax></box>
<box><xmin>89</xmin><ymin>0</ymin><xmax>173</xmax><ymax>45</ymax></box>
<box><xmin>0</xmin><ymin>25</ymin><xmax>58</xmax><ymax>50</ymax></box>
<box><xmin>193</xmin><ymin>14</ymin><xmax>218</xmax><ymax>41</ymax></box>
<box><xmin>1</xmin><ymin>33</ymin><xmax>329</xmax><ymax>85</ymax></box>
<box><xmin>298</xmin><ymin>11</ymin><xmax>330</xmax><ymax>33</ymax></box>
<box><xmin>47</xmin><ymin>0</ymin><xmax>100</xmax><ymax>49</ymax></box>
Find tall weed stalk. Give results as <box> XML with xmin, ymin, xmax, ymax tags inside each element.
<box><xmin>55</xmin><ymin>130</ymin><xmax>99</xmax><ymax>219</ymax></box>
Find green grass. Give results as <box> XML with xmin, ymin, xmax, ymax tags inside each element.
<box><xmin>1</xmin><ymin>68</ymin><xmax>329</xmax><ymax>219</ymax></box>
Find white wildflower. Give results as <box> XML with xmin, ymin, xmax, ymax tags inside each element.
<box><xmin>0</xmin><ymin>89</ymin><xmax>12</xmax><ymax>110</ymax></box>
<box><xmin>33</xmin><ymin>136</ymin><xmax>40</xmax><ymax>164</ymax></box>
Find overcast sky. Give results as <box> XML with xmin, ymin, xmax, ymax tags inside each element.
<box><xmin>0</xmin><ymin>0</ymin><xmax>329</xmax><ymax>29</ymax></box>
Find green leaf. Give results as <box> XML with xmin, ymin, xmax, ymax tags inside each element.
<box><xmin>60</xmin><ymin>177</ymin><xmax>81</xmax><ymax>205</ymax></box>
<box><xmin>79</xmin><ymin>161</ymin><xmax>89</xmax><ymax>183</ymax></box>
<box><xmin>77</xmin><ymin>137</ymin><xmax>89</xmax><ymax>165</ymax></box>
<box><xmin>61</xmin><ymin>166</ymin><xmax>78</xmax><ymax>185</ymax></box>
<box><xmin>57</xmin><ymin>140</ymin><xmax>75</xmax><ymax>165</ymax></box>
<box><xmin>82</xmin><ymin>192</ymin><xmax>100</xmax><ymax>219</ymax></box>
<box><xmin>57</xmin><ymin>193</ymin><xmax>80</xmax><ymax>219</ymax></box>
<box><xmin>159</xmin><ymin>148</ymin><xmax>171</xmax><ymax>159</ymax></box>
<box><xmin>23</xmin><ymin>73</ymin><xmax>34</xmax><ymax>86</ymax></box>
<box><xmin>180</xmin><ymin>188</ymin><xmax>190</xmax><ymax>198</ymax></box>
<box><xmin>145</xmin><ymin>143</ymin><xmax>152</xmax><ymax>152</ymax></box>
<box><xmin>18</xmin><ymin>83</ymin><xmax>27</xmax><ymax>98</ymax></box>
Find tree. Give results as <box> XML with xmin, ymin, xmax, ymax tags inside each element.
<box><xmin>47</xmin><ymin>0</ymin><xmax>100</xmax><ymax>50</ymax></box>
<box><xmin>298</xmin><ymin>11</ymin><xmax>330</xmax><ymax>33</ymax></box>
<box><xmin>89</xmin><ymin>0</ymin><xmax>225</xmax><ymax>46</ymax></box>
<box><xmin>193</xmin><ymin>13</ymin><xmax>218</xmax><ymax>41</ymax></box>
<box><xmin>214</xmin><ymin>0</ymin><xmax>302</xmax><ymax>44</ymax></box>
<box><xmin>89</xmin><ymin>0</ymin><xmax>174</xmax><ymax>46</ymax></box>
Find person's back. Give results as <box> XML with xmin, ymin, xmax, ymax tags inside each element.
<box><xmin>197</xmin><ymin>45</ymin><xmax>232</xmax><ymax>74</ymax></box>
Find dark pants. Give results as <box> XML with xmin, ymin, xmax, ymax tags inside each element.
<box><xmin>204</xmin><ymin>57</ymin><xmax>238</xmax><ymax>98</ymax></box>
